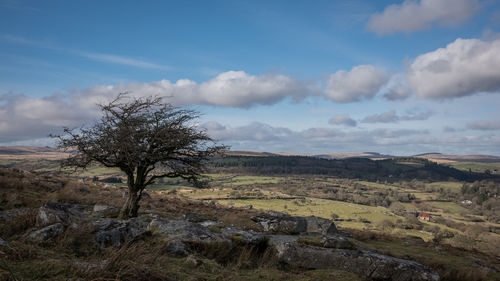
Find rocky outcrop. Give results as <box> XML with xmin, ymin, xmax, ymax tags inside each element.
<box><xmin>321</xmin><ymin>235</ymin><xmax>355</xmax><ymax>249</ymax></box>
<box><xmin>36</xmin><ymin>202</ymin><xmax>90</xmax><ymax>227</ymax></box>
<box><xmin>25</xmin><ymin>223</ymin><xmax>64</xmax><ymax>242</ymax></box>
<box><xmin>148</xmin><ymin>217</ymin><xmax>227</xmax><ymax>244</ymax></box>
<box><xmin>19</xmin><ymin>202</ymin><xmax>439</xmax><ymax>280</ymax></box>
<box><xmin>164</xmin><ymin>239</ymin><xmax>189</xmax><ymax>257</ymax></box>
<box><xmin>252</xmin><ymin>213</ymin><xmax>337</xmax><ymax>235</ymax></box>
<box><xmin>94</xmin><ymin>216</ymin><xmax>151</xmax><ymax>248</ymax></box>
<box><xmin>92</xmin><ymin>204</ymin><xmax>121</xmax><ymax>218</ymax></box>
<box><xmin>273</xmin><ymin>242</ymin><xmax>439</xmax><ymax>281</ymax></box>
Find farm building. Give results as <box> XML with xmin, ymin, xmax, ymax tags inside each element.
<box><xmin>417</xmin><ymin>213</ymin><xmax>432</xmax><ymax>221</ymax></box>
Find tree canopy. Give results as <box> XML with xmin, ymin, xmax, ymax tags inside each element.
<box><xmin>53</xmin><ymin>94</ymin><xmax>227</xmax><ymax>218</ymax></box>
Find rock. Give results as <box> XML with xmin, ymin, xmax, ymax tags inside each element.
<box><xmin>252</xmin><ymin>214</ymin><xmax>304</xmax><ymax>234</ymax></box>
<box><xmin>221</xmin><ymin>227</ymin><xmax>266</xmax><ymax>244</ymax></box>
<box><xmin>267</xmin><ymin>235</ymin><xmax>300</xmax><ymax>246</ymax></box>
<box><xmin>321</xmin><ymin>235</ymin><xmax>355</xmax><ymax>249</ymax></box>
<box><xmin>26</xmin><ymin>223</ymin><xmax>64</xmax><ymax>242</ymax></box>
<box><xmin>182</xmin><ymin>212</ymin><xmax>213</xmax><ymax>223</ymax></box>
<box><xmin>274</xmin><ymin>243</ymin><xmax>439</xmax><ymax>281</ymax></box>
<box><xmin>303</xmin><ymin>216</ymin><xmax>337</xmax><ymax>235</ymax></box>
<box><xmin>0</xmin><ymin>237</ymin><xmax>7</xmax><ymax>246</ymax></box>
<box><xmin>164</xmin><ymin>240</ymin><xmax>189</xmax><ymax>257</ymax></box>
<box><xmin>148</xmin><ymin>218</ymin><xmax>227</xmax><ymax>243</ymax></box>
<box><xmin>94</xmin><ymin>216</ymin><xmax>151</xmax><ymax>248</ymax></box>
<box><xmin>92</xmin><ymin>204</ymin><xmax>120</xmax><ymax>218</ymax></box>
<box><xmin>0</xmin><ymin>208</ymin><xmax>30</xmax><ymax>221</ymax></box>
<box><xmin>36</xmin><ymin>202</ymin><xmax>89</xmax><ymax>227</ymax></box>
<box><xmin>241</xmin><ymin>205</ymin><xmax>253</xmax><ymax>210</ymax></box>
<box><xmin>252</xmin><ymin>215</ymin><xmax>337</xmax><ymax>235</ymax></box>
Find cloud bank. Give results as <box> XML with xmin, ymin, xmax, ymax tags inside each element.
<box><xmin>324</xmin><ymin>65</ymin><xmax>388</xmax><ymax>103</ymax></box>
<box><xmin>367</xmin><ymin>0</ymin><xmax>480</xmax><ymax>35</ymax></box>
<box><xmin>361</xmin><ymin>110</ymin><xmax>433</xmax><ymax>124</ymax></box>
<box><xmin>407</xmin><ymin>38</ymin><xmax>500</xmax><ymax>99</ymax></box>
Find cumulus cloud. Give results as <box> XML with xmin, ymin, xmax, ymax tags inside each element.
<box><xmin>367</xmin><ymin>0</ymin><xmax>480</xmax><ymax>35</ymax></box>
<box><xmin>0</xmin><ymin>93</ymin><xmax>96</xmax><ymax>142</ymax></box>
<box><xmin>79</xmin><ymin>71</ymin><xmax>310</xmax><ymax>108</ymax></box>
<box><xmin>466</xmin><ymin>120</ymin><xmax>500</xmax><ymax>130</ymax></box>
<box><xmin>324</xmin><ymin>65</ymin><xmax>388</xmax><ymax>103</ymax></box>
<box><xmin>329</xmin><ymin>114</ymin><xmax>357</xmax><ymax>127</ymax></box>
<box><xmin>407</xmin><ymin>38</ymin><xmax>500</xmax><ymax>99</ymax></box>
<box><xmin>0</xmin><ymin>71</ymin><xmax>313</xmax><ymax>143</ymax></box>
<box><xmin>361</xmin><ymin>109</ymin><xmax>433</xmax><ymax>123</ymax></box>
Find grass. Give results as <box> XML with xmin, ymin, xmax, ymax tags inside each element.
<box><xmin>216</xmin><ymin>197</ymin><xmax>398</xmax><ymax>226</ymax></box>
<box><xmin>425</xmin><ymin>201</ymin><xmax>471</xmax><ymax>214</ymax></box>
<box><xmin>448</xmin><ymin>162</ymin><xmax>500</xmax><ymax>175</ymax></box>
<box><xmin>355</xmin><ymin>180</ymin><xmax>395</xmax><ymax>190</ymax></box>
<box><xmin>427</xmin><ymin>181</ymin><xmax>463</xmax><ymax>191</ymax></box>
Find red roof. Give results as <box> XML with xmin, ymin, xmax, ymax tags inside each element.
<box><xmin>418</xmin><ymin>213</ymin><xmax>431</xmax><ymax>218</ymax></box>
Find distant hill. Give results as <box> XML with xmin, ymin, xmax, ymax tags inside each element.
<box><xmin>0</xmin><ymin>146</ymin><xmax>70</xmax><ymax>160</ymax></box>
<box><xmin>1</xmin><ymin>146</ymin><xmax>499</xmax><ymax>163</ymax></box>
<box><xmin>415</xmin><ymin>153</ymin><xmax>500</xmax><ymax>163</ymax></box>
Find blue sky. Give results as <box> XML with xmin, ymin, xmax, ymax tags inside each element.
<box><xmin>1</xmin><ymin>0</ymin><xmax>500</xmax><ymax>155</ymax></box>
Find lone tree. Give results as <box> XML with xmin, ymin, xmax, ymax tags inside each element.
<box><xmin>53</xmin><ymin>94</ymin><xmax>227</xmax><ymax>218</ymax></box>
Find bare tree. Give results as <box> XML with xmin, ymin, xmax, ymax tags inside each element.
<box><xmin>53</xmin><ymin>94</ymin><xmax>227</xmax><ymax>218</ymax></box>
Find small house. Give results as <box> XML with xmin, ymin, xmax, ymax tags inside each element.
<box><xmin>417</xmin><ymin>213</ymin><xmax>431</xmax><ymax>221</ymax></box>
<box><xmin>461</xmin><ymin>199</ymin><xmax>472</xmax><ymax>205</ymax></box>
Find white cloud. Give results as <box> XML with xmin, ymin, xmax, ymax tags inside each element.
<box><xmin>324</xmin><ymin>65</ymin><xmax>388</xmax><ymax>103</ymax></box>
<box><xmin>407</xmin><ymin>38</ymin><xmax>500</xmax><ymax>99</ymax></box>
<box><xmin>78</xmin><ymin>71</ymin><xmax>310</xmax><ymax>108</ymax></box>
<box><xmin>77</xmin><ymin>52</ymin><xmax>171</xmax><ymax>70</ymax></box>
<box><xmin>367</xmin><ymin>0</ymin><xmax>480</xmax><ymax>35</ymax></box>
<box><xmin>329</xmin><ymin>114</ymin><xmax>357</xmax><ymax>127</ymax></box>
<box><xmin>361</xmin><ymin>109</ymin><xmax>433</xmax><ymax>123</ymax></box>
<box><xmin>0</xmin><ymin>71</ymin><xmax>310</xmax><ymax>142</ymax></box>
<box><xmin>1</xmin><ymin>34</ymin><xmax>171</xmax><ymax>70</ymax></box>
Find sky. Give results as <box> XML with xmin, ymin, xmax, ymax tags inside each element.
<box><xmin>1</xmin><ymin>0</ymin><xmax>500</xmax><ymax>155</ymax></box>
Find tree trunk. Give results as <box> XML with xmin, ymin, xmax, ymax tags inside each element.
<box><xmin>120</xmin><ymin>188</ymin><xmax>142</xmax><ymax>219</ymax></box>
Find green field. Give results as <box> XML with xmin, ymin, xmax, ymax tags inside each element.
<box><xmin>448</xmin><ymin>161</ymin><xmax>500</xmax><ymax>175</ymax></box>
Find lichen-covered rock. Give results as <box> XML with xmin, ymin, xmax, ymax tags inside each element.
<box><xmin>252</xmin><ymin>214</ymin><xmax>336</xmax><ymax>235</ymax></box>
<box><xmin>164</xmin><ymin>239</ymin><xmax>189</xmax><ymax>257</ymax></box>
<box><xmin>92</xmin><ymin>204</ymin><xmax>120</xmax><ymax>218</ymax></box>
<box><xmin>25</xmin><ymin>223</ymin><xmax>64</xmax><ymax>242</ymax></box>
<box><xmin>221</xmin><ymin>227</ymin><xmax>266</xmax><ymax>244</ymax></box>
<box><xmin>36</xmin><ymin>202</ymin><xmax>89</xmax><ymax>227</ymax></box>
<box><xmin>148</xmin><ymin>218</ymin><xmax>227</xmax><ymax>243</ymax></box>
<box><xmin>303</xmin><ymin>216</ymin><xmax>337</xmax><ymax>234</ymax></box>
<box><xmin>321</xmin><ymin>235</ymin><xmax>354</xmax><ymax>249</ymax></box>
<box><xmin>94</xmin><ymin>216</ymin><xmax>151</xmax><ymax>248</ymax></box>
<box><xmin>274</xmin><ymin>243</ymin><xmax>439</xmax><ymax>281</ymax></box>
